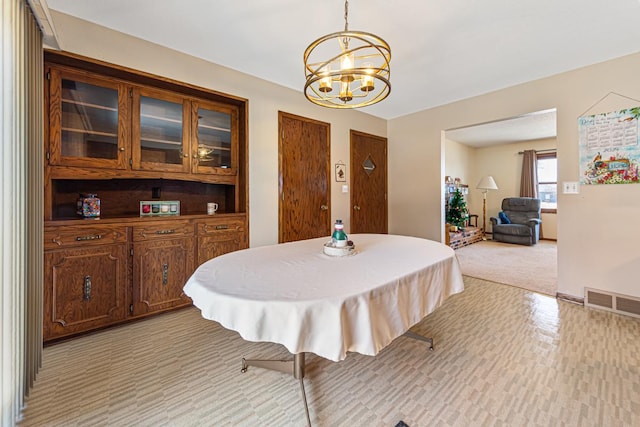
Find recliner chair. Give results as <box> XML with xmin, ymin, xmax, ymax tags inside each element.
<box><xmin>490</xmin><ymin>197</ymin><xmax>541</xmax><ymax>245</ymax></box>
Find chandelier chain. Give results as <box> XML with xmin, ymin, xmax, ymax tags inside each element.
<box><xmin>344</xmin><ymin>0</ymin><xmax>349</xmax><ymax>32</ymax></box>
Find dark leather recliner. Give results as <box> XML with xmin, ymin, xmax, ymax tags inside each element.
<box><xmin>490</xmin><ymin>198</ymin><xmax>541</xmax><ymax>245</ymax></box>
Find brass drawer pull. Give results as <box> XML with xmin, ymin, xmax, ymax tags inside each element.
<box><xmin>162</xmin><ymin>263</ymin><xmax>168</xmax><ymax>286</ymax></box>
<box><xmin>155</xmin><ymin>229</ymin><xmax>176</xmax><ymax>235</ymax></box>
<box><xmin>83</xmin><ymin>276</ymin><xmax>92</xmax><ymax>301</ymax></box>
<box><xmin>215</xmin><ymin>225</ymin><xmax>229</xmax><ymax>230</ymax></box>
<box><xmin>76</xmin><ymin>234</ymin><xmax>103</xmax><ymax>241</ymax></box>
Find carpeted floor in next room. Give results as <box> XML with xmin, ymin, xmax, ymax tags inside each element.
<box><xmin>453</xmin><ymin>239</ymin><xmax>557</xmax><ymax>296</ymax></box>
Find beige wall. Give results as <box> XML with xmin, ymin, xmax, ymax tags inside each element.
<box><xmin>50</xmin><ymin>11</ymin><xmax>387</xmax><ymax>248</ymax></box>
<box><xmin>49</xmin><ymin>11</ymin><xmax>640</xmax><ymax>299</ymax></box>
<box><xmin>444</xmin><ymin>138</ymin><xmax>475</xmax><ymax>187</ymax></box>
<box><xmin>389</xmin><ymin>52</ymin><xmax>640</xmax><ymax>299</ymax></box>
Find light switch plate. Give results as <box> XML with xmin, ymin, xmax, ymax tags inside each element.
<box><xmin>342</xmin><ymin>185</ymin><xmax>349</xmax><ymax>193</ymax></box>
<box><xmin>563</xmin><ymin>181</ymin><xmax>579</xmax><ymax>194</ymax></box>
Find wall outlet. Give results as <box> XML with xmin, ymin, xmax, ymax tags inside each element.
<box><xmin>563</xmin><ymin>181</ymin><xmax>579</xmax><ymax>194</ymax></box>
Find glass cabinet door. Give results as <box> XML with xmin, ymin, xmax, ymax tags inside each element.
<box><xmin>132</xmin><ymin>88</ymin><xmax>189</xmax><ymax>172</ymax></box>
<box><xmin>192</xmin><ymin>101</ymin><xmax>238</xmax><ymax>175</ymax></box>
<box><xmin>48</xmin><ymin>68</ymin><xmax>128</xmax><ymax>169</ymax></box>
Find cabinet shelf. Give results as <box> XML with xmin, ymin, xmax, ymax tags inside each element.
<box><xmin>62</xmin><ymin>127</ymin><xmax>118</xmax><ymax>138</ymax></box>
<box><xmin>62</xmin><ymin>98</ymin><xmax>117</xmax><ymax>112</ymax></box>
<box><xmin>140</xmin><ymin>136</ymin><xmax>182</xmax><ymax>146</ymax></box>
<box><xmin>198</xmin><ymin>123</ymin><xmax>230</xmax><ymax>132</ymax></box>
<box><xmin>141</xmin><ymin>112</ymin><xmax>182</xmax><ymax>124</ymax></box>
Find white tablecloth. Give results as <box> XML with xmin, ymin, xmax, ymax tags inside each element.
<box><xmin>184</xmin><ymin>234</ymin><xmax>464</xmax><ymax>362</ymax></box>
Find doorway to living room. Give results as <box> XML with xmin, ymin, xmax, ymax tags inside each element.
<box><xmin>443</xmin><ymin>109</ymin><xmax>558</xmax><ymax>295</ymax></box>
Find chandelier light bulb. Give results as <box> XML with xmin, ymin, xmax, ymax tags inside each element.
<box><xmin>319</xmin><ymin>66</ymin><xmax>333</xmax><ymax>92</ymax></box>
<box><xmin>361</xmin><ymin>62</ymin><xmax>375</xmax><ymax>92</ymax></box>
<box><xmin>339</xmin><ymin>81</ymin><xmax>353</xmax><ymax>102</ymax></box>
<box><xmin>340</xmin><ymin>52</ymin><xmax>355</xmax><ymax>82</ymax></box>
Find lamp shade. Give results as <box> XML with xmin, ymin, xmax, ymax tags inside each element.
<box><xmin>476</xmin><ymin>175</ymin><xmax>498</xmax><ymax>191</ymax></box>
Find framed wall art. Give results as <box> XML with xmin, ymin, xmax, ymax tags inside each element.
<box><xmin>335</xmin><ymin>162</ymin><xmax>346</xmax><ymax>182</ymax></box>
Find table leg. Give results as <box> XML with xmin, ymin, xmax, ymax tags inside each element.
<box><xmin>403</xmin><ymin>330</ymin><xmax>434</xmax><ymax>350</ymax></box>
<box><xmin>241</xmin><ymin>352</ymin><xmax>311</xmax><ymax>426</ymax></box>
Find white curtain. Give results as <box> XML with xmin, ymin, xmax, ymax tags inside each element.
<box><xmin>1</xmin><ymin>1</ymin><xmax>43</xmax><ymax>425</ymax></box>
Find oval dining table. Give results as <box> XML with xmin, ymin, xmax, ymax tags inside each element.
<box><xmin>184</xmin><ymin>233</ymin><xmax>464</xmax><ymax>426</ymax></box>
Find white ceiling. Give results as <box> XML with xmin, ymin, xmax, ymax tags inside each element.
<box><xmin>446</xmin><ymin>109</ymin><xmax>557</xmax><ymax>147</ymax></box>
<box><xmin>47</xmin><ymin>0</ymin><xmax>640</xmax><ymax>125</ymax></box>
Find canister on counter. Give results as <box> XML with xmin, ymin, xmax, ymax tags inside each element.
<box><xmin>76</xmin><ymin>193</ymin><xmax>100</xmax><ymax>218</ymax></box>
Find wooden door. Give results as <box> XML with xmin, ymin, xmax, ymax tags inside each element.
<box><xmin>279</xmin><ymin>112</ymin><xmax>331</xmax><ymax>242</ymax></box>
<box><xmin>48</xmin><ymin>67</ymin><xmax>130</xmax><ymax>170</ymax></box>
<box><xmin>132</xmin><ymin>236</ymin><xmax>194</xmax><ymax>315</ymax></box>
<box><xmin>191</xmin><ymin>100</ymin><xmax>239</xmax><ymax>176</ymax></box>
<box><xmin>44</xmin><ymin>244</ymin><xmax>128</xmax><ymax>341</ymax></box>
<box><xmin>131</xmin><ymin>87</ymin><xmax>191</xmax><ymax>173</ymax></box>
<box><xmin>350</xmin><ymin>130</ymin><xmax>388</xmax><ymax>234</ymax></box>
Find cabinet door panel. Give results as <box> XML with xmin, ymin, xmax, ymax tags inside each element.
<box><xmin>132</xmin><ymin>238</ymin><xmax>193</xmax><ymax>314</ymax></box>
<box><xmin>132</xmin><ymin>88</ymin><xmax>190</xmax><ymax>173</ymax></box>
<box><xmin>48</xmin><ymin>67</ymin><xmax>129</xmax><ymax>169</ymax></box>
<box><xmin>44</xmin><ymin>244</ymin><xmax>128</xmax><ymax>340</ymax></box>
<box><xmin>191</xmin><ymin>100</ymin><xmax>239</xmax><ymax>175</ymax></box>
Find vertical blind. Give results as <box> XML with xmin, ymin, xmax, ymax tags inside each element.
<box><xmin>0</xmin><ymin>0</ymin><xmax>43</xmax><ymax>425</ymax></box>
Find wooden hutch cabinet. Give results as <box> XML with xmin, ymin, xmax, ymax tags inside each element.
<box><xmin>43</xmin><ymin>51</ymin><xmax>249</xmax><ymax>342</ymax></box>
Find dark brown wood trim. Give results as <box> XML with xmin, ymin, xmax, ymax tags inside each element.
<box><xmin>44</xmin><ymin>50</ymin><xmax>248</xmax><ymax>107</ymax></box>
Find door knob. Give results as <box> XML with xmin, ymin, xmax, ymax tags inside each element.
<box><xmin>353</xmin><ymin>205</ymin><xmax>361</xmax><ymax>211</ymax></box>
<box><xmin>320</xmin><ymin>205</ymin><xmax>328</xmax><ymax>211</ymax></box>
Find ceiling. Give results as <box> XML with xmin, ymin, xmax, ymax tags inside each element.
<box><xmin>446</xmin><ymin>109</ymin><xmax>557</xmax><ymax>147</ymax></box>
<box><xmin>46</xmin><ymin>0</ymin><xmax>640</xmax><ymax>124</ymax></box>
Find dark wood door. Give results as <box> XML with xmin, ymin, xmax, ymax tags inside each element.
<box><xmin>43</xmin><ymin>244</ymin><xmax>128</xmax><ymax>341</ymax></box>
<box><xmin>351</xmin><ymin>130</ymin><xmax>388</xmax><ymax>234</ymax></box>
<box><xmin>132</xmin><ymin>237</ymin><xmax>193</xmax><ymax>315</ymax></box>
<box><xmin>279</xmin><ymin>112</ymin><xmax>331</xmax><ymax>242</ymax></box>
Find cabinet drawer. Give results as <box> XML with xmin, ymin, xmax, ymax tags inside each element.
<box><xmin>132</xmin><ymin>221</ymin><xmax>193</xmax><ymax>242</ymax></box>
<box><xmin>196</xmin><ymin>219</ymin><xmax>245</xmax><ymax>236</ymax></box>
<box><xmin>44</xmin><ymin>225</ymin><xmax>127</xmax><ymax>250</ymax></box>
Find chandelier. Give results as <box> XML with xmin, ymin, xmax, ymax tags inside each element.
<box><xmin>303</xmin><ymin>0</ymin><xmax>391</xmax><ymax>109</ymax></box>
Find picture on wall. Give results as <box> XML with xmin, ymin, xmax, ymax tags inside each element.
<box><xmin>579</xmin><ymin>106</ymin><xmax>640</xmax><ymax>185</ymax></box>
<box><xmin>335</xmin><ymin>163</ymin><xmax>346</xmax><ymax>182</ymax></box>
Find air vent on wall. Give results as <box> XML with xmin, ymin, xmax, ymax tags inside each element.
<box><xmin>585</xmin><ymin>287</ymin><xmax>640</xmax><ymax>319</ymax></box>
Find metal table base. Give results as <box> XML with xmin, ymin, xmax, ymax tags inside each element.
<box><xmin>239</xmin><ymin>331</ymin><xmax>433</xmax><ymax>426</ymax></box>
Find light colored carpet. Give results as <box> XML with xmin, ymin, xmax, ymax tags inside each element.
<box><xmin>454</xmin><ymin>239</ymin><xmax>557</xmax><ymax>296</ymax></box>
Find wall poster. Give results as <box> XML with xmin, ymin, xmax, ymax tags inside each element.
<box><xmin>579</xmin><ymin>106</ymin><xmax>640</xmax><ymax>185</ymax></box>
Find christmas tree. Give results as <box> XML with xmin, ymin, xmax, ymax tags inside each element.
<box><xmin>446</xmin><ymin>189</ymin><xmax>468</xmax><ymax>228</ymax></box>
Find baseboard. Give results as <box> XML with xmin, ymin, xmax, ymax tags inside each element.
<box><xmin>556</xmin><ymin>292</ymin><xmax>584</xmax><ymax>305</ymax></box>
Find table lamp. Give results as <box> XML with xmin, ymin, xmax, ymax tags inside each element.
<box><xmin>476</xmin><ymin>176</ymin><xmax>498</xmax><ymax>239</ymax></box>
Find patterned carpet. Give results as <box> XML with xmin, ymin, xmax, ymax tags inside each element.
<box><xmin>454</xmin><ymin>239</ymin><xmax>557</xmax><ymax>296</ymax></box>
<box><xmin>22</xmin><ymin>276</ymin><xmax>640</xmax><ymax>426</ymax></box>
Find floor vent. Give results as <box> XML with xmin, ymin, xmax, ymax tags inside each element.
<box><xmin>585</xmin><ymin>287</ymin><xmax>640</xmax><ymax>318</ymax></box>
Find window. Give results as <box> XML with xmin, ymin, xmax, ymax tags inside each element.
<box><xmin>537</xmin><ymin>152</ymin><xmax>557</xmax><ymax>212</ymax></box>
